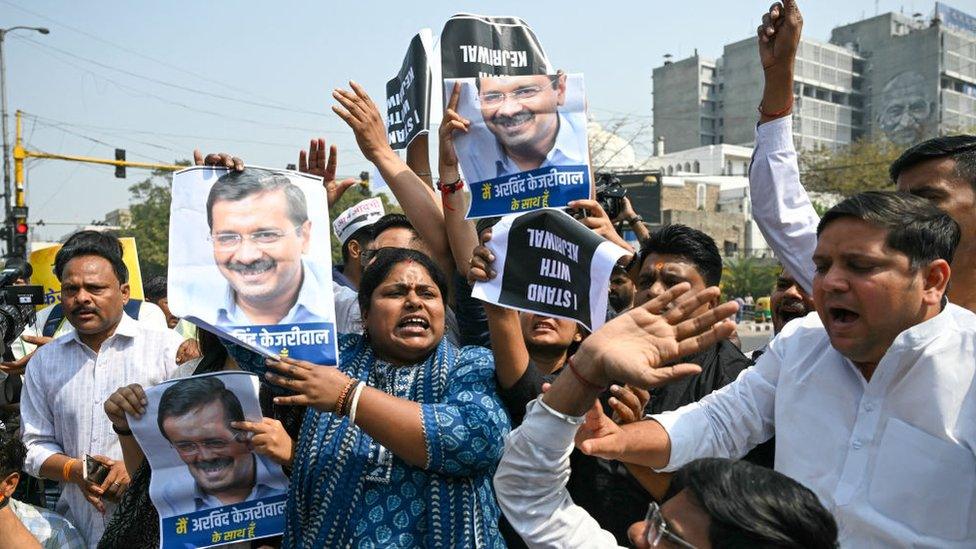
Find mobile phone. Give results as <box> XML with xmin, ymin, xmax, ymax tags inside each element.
<box><xmin>83</xmin><ymin>454</ymin><xmax>110</xmax><ymax>485</ymax></box>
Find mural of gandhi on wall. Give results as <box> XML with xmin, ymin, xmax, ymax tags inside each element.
<box><xmin>877</xmin><ymin>70</ymin><xmax>934</xmax><ymax>146</ymax></box>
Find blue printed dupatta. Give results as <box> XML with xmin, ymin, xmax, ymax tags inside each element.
<box><xmin>283</xmin><ymin>334</ymin><xmax>509</xmax><ymax>548</ymax></box>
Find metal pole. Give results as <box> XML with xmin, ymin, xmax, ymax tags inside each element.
<box><xmin>0</xmin><ymin>29</ymin><xmax>12</xmax><ymax>255</ymax></box>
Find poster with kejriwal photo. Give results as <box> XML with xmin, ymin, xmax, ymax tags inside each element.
<box><xmin>471</xmin><ymin>209</ymin><xmax>628</xmax><ymax>330</ymax></box>
<box><xmin>386</xmin><ymin>29</ymin><xmax>435</xmax><ymax>150</ymax></box>
<box><xmin>439</xmin><ymin>13</ymin><xmax>552</xmax><ymax>80</ymax></box>
<box><xmin>128</xmin><ymin>371</ymin><xmax>289</xmax><ymax>549</ymax></box>
<box><xmin>167</xmin><ymin>165</ymin><xmax>339</xmax><ymax>370</ymax></box>
<box><xmin>445</xmin><ymin>73</ymin><xmax>591</xmax><ymax>219</ymax></box>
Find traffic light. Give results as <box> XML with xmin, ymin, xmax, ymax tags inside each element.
<box><xmin>115</xmin><ymin>148</ymin><xmax>126</xmax><ymax>179</ymax></box>
<box><xmin>12</xmin><ymin>219</ymin><xmax>28</xmax><ymax>257</ymax></box>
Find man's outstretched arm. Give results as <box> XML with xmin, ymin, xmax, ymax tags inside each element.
<box><xmin>749</xmin><ymin>0</ymin><xmax>818</xmax><ymax>294</ymax></box>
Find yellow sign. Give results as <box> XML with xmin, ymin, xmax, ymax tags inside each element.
<box><xmin>29</xmin><ymin>237</ymin><xmax>145</xmax><ymax>310</ymax></box>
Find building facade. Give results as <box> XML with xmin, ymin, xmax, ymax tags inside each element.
<box><xmin>652</xmin><ymin>2</ymin><xmax>976</xmax><ymax>151</ymax></box>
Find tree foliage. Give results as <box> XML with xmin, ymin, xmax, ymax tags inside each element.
<box><xmin>798</xmin><ymin>134</ymin><xmax>902</xmax><ymax>196</ymax></box>
<box><xmin>721</xmin><ymin>256</ymin><xmax>780</xmax><ymax>301</ymax></box>
<box><xmin>118</xmin><ymin>163</ymin><xmax>187</xmax><ymax>279</ymax></box>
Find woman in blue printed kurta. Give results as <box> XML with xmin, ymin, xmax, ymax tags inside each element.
<box><xmin>265</xmin><ymin>248</ymin><xmax>509</xmax><ymax>548</ymax></box>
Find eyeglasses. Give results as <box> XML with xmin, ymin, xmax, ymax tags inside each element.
<box><xmin>172</xmin><ymin>438</ymin><xmax>237</xmax><ymax>457</ymax></box>
<box><xmin>479</xmin><ymin>85</ymin><xmax>550</xmax><ymax>107</ymax></box>
<box><xmin>210</xmin><ymin>225</ymin><xmax>301</xmax><ymax>251</ymax></box>
<box><xmin>645</xmin><ymin>502</ymin><xmax>698</xmax><ymax>549</ymax></box>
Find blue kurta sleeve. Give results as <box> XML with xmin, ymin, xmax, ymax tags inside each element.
<box><xmin>421</xmin><ymin>346</ymin><xmax>511</xmax><ymax>476</ymax></box>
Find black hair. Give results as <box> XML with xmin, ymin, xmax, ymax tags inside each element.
<box><xmin>370</xmin><ymin>213</ymin><xmax>419</xmax><ymax>242</ymax></box>
<box><xmin>818</xmin><ymin>191</ymin><xmax>960</xmax><ymax>269</ymax></box>
<box><xmin>54</xmin><ymin>230</ymin><xmax>128</xmax><ymax>283</ymax></box>
<box><xmin>889</xmin><ymin>135</ymin><xmax>976</xmax><ymax>188</ymax></box>
<box><xmin>157</xmin><ymin>376</ymin><xmax>245</xmax><ymax>442</ymax></box>
<box><xmin>673</xmin><ymin>458</ymin><xmax>838</xmax><ymax>548</ymax></box>
<box><xmin>206</xmin><ymin>168</ymin><xmax>308</xmax><ymax>230</ymax></box>
<box><xmin>144</xmin><ymin>275</ymin><xmax>168</xmax><ymax>303</ymax></box>
<box><xmin>341</xmin><ymin>225</ymin><xmax>374</xmax><ymax>265</ymax></box>
<box><xmin>357</xmin><ymin>247</ymin><xmax>449</xmax><ymax>319</ymax></box>
<box><xmin>0</xmin><ymin>430</ymin><xmax>26</xmax><ymax>478</ymax></box>
<box><xmin>638</xmin><ymin>224</ymin><xmax>723</xmax><ymax>286</ymax></box>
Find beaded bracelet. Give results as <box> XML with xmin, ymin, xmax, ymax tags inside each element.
<box><xmin>334</xmin><ymin>379</ymin><xmax>358</xmax><ymax>417</ymax></box>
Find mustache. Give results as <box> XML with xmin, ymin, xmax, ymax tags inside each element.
<box><xmin>70</xmin><ymin>306</ymin><xmax>98</xmax><ymax>316</ymax></box>
<box><xmin>491</xmin><ymin>110</ymin><xmax>533</xmax><ymax>126</ymax></box>
<box><xmin>193</xmin><ymin>457</ymin><xmax>233</xmax><ymax>470</ymax></box>
<box><xmin>224</xmin><ymin>258</ymin><xmax>275</xmax><ymax>273</ymax></box>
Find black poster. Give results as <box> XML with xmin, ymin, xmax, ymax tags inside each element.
<box><xmin>472</xmin><ymin>210</ymin><xmax>628</xmax><ymax>330</ymax></box>
<box><xmin>386</xmin><ymin>30</ymin><xmax>434</xmax><ymax>149</ymax></box>
<box><xmin>439</xmin><ymin>13</ymin><xmax>552</xmax><ymax>80</ymax></box>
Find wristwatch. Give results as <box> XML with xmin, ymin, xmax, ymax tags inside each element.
<box><xmin>626</xmin><ymin>214</ymin><xmax>643</xmax><ymax>224</ymax></box>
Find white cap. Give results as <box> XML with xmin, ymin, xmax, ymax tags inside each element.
<box><xmin>333</xmin><ymin>198</ymin><xmax>385</xmax><ymax>244</ymax></box>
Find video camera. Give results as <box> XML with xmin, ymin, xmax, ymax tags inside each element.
<box><xmin>0</xmin><ymin>259</ymin><xmax>44</xmax><ymax>357</ymax></box>
<box><xmin>595</xmin><ymin>173</ymin><xmax>627</xmax><ymax>220</ymax></box>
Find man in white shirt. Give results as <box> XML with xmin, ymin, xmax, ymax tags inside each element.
<box><xmin>552</xmin><ymin>191</ymin><xmax>975</xmax><ymax>546</ymax></box>
<box><xmin>19</xmin><ymin>231</ymin><xmax>181</xmax><ymax>547</ymax></box>
<box><xmin>749</xmin><ymin>0</ymin><xmax>976</xmax><ymax>313</ymax></box>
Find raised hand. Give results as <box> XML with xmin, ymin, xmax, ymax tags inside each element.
<box><xmin>333</xmin><ymin>82</ymin><xmax>395</xmax><ymax>164</ymax></box>
<box><xmin>758</xmin><ymin>0</ymin><xmax>803</xmax><ymax>72</ymax></box>
<box><xmin>193</xmin><ymin>150</ymin><xmax>244</xmax><ymax>171</ymax></box>
<box><xmin>438</xmin><ymin>82</ymin><xmax>470</xmax><ymax>174</ymax></box>
<box><xmin>298</xmin><ymin>138</ymin><xmax>357</xmax><ymax>208</ymax></box>
<box><xmin>567</xmin><ymin>199</ymin><xmax>634</xmax><ymax>255</ymax></box>
<box><xmin>572</xmin><ymin>283</ymin><xmax>738</xmax><ymax>389</ymax></box>
<box><xmin>103</xmin><ymin>383</ymin><xmax>147</xmax><ymax>432</ymax></box>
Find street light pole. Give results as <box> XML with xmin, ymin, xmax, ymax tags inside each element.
<box><xmin>0</xmin><ymin>25</ymin><xmax>49</xmax><ymax>256</ymax></box>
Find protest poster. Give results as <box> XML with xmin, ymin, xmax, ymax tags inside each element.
<box><xmin>446</xmin><ymin>73</ymin><xmax>591</xmax><ymax>218</ymax></box>
<box><xmin>386</xmin><ymin>29</ymin><xmax>435</xmax><ymax>149</ymax></box>
<box><xmin>29</xmin><ymin>237</ymin><xmax>145</xmax><ymax>311</ymax></box>
<box><xmin>472</xmin><ymin>209</ymin><xmax>628</xmax><ymax>331</ymax></box>
<box><xmin>167</xmin><ymin>166</ymin><xmax>339</xmax><ymax>366</ymax></box>
<box><xmin>440</xmin><ymin>13</ymin><xmax>552</xmax><ymax>80</ymax></box>
<box><xmin>129</xmin><ymin>371</ymin><xmax>289</xmax><ymax>549</ymax></box>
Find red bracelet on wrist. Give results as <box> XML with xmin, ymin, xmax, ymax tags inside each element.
<box><xmin>758</xmin><ymin>96</ymin><xmax>794</xmax><ymax>118</ymax></box>
<box><xmin>568</xmin><ymin>356</ymin><xmax>607</xmax><ymax>391</ymax></box>
<box><xmin>437</xmin><ymin>177</ymin><xmax>464</xmax><ymax>211</ymax></box>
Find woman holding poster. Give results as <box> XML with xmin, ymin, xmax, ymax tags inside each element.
<box><xmin>262</xmin><ymin>248</ymin><xmax>509</xmax><ymax>548</ymax></box>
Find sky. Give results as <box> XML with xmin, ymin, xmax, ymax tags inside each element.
<box><xmin>1</xmin><ymin>0</ymin><xmax>969</xmax><ymax>240</ymax></box>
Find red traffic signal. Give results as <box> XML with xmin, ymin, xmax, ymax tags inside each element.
<box><xmin>15</xmin><ymin>222</ymin><xmax>28</xmax><ymax>235</ymax></box>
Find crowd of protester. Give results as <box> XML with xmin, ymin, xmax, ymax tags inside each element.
<box><xmin>0</xmin><ymin>1</ymin><xmax>974</xmax><ymax>547</ymax></box>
